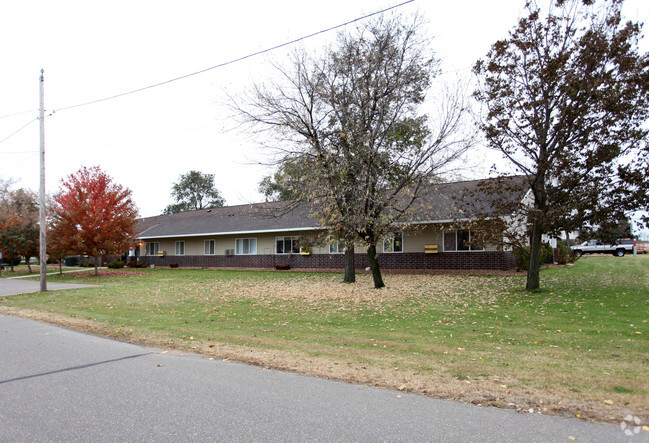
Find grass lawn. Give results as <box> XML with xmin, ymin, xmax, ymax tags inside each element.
<box><xmin>0</xmin><ymin>264</ymin><xmax>77</xmax><ymax>277</ymax></box>
<box><xmin>1</xmin><ymin>256</ymin><xmax>647</xmax><ymax>424</ymax></box>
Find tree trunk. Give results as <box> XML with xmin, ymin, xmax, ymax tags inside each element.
<box><xmin>94</xmin><ymin>256</ymin><xmax>99</xmax><ymax>276</ymax></box>
<box><xmin>26</xmin><ymin>257</ymin><xmax>32</xmax><ymax>273</ymax></box>
<box><xmin>526</xmin><ymin>219</ymin><xmax>543</xmax><ymax>292</ymax></box>
<box><xmin>59</xmin><ymin>260</ymin><xmax>63</xmax><ymax>274</ymax></box>
<box><xmin>366</xmin><ymin>243</ymin><xmax>385</xmax><ymax>289</ymax></box>
<box><xmin>343</xmin><ymin>243</ymin><xmax>355</xmax><ymax>283</ymax></box>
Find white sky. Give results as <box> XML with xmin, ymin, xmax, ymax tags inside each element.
<box><xmin>1</xmin><ymin>0</ymin><xmax>648</xmax><ymax>224</ymax></box>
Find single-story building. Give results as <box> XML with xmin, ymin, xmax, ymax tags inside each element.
<box><xmin>134</xmin><ymin>176</ymin><xmax>529</xmax><ymax>271</ymax></box>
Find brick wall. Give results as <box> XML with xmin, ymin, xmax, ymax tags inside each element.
<box><xmin>141</xmin><ymin>251</ymin><xmax>517</xmax><ymax>271</ymax></box>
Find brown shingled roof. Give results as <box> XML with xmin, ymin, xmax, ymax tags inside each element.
<box><xmin>137</xmin><ymin>200</ymin><xmax>320</xmax><ymax>239</ymax></box>
<box><xmin>136</xmin><ymin>176</ymin><xmax>529</xmax><ymax>239</ymax></box>
<box><xmin>413</xmin><ymin>175</ymin><xmax>529</xmax><ymax>221</ymax></box>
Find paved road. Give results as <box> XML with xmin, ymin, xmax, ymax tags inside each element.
<box><xmin>0</xmin><ymin>315</ymin><xmax>643</xmax><ymax>442</ymax></box>
<box><xmin>0</xmin><ymin>278</ymin><xmax>94</xmax><ymax>296</ymax></box>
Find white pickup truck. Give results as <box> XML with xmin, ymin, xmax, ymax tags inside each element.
<box><xmin>571</xmin><ymin>239</ymin><xmax>634</xmax><ymax>257</ymax></box>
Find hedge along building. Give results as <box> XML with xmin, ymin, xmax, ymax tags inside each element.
<box><xmin>134</xmin><ymin>176</ymin><xmax>528</xmax><ymax>271</ymax></box>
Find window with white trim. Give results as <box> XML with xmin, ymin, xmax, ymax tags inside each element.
<box><xmin>175</xmin><ymin>241</ymin><xmax>185</xmax><ymax>256</ymax></box>
<box><xmin>235</xmin><ymin>238</ymin><xmax>257</xmax><ymax>255</ymax></box>
<box><xmin>145</xmin><ymin>242</ymin><xmax>159</xmax><ymax>256</ymax></box>
<box><xmin>329</xmin><ymin>241</ymin><xmax>341</xmax><ymax>254</ymax></box>
<box><xmin>276</xmin><ymin>236</ymin><xmax>299</xmax><ymax>254</ymax></box>
<box><xmin>204</xmin><ymin>240</ymin><xmax>215</xmax><ymax>255</ymax></box>
<box><xmin>443</xmin><ymin>230</ymin><xmax>483</xmax><ymax>251</ymax></box>
<box><xmin>383</xmin><ymin>232</ymin><xmax>403</xmax><ymax>253</ymax></box>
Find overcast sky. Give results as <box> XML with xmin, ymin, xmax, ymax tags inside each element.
<box><xmin>1</xmin><ymin>1</ymin><xmax>648</xmax><ymax>231</ymax></box>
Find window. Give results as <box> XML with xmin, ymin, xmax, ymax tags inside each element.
<box><xmin>276</xmin><ymin>236</ymin><xmax>299</xmax><ymax>254</ymax></box>
<box><xmin>329</xmin><ymin>241</ymin><xmax>341</xmax><ymax>254</ymax></box>
<box><xmin>204</xmin><ymin>240</ymin><xmax>215</xmax><ymax>255</ymax></box>
<box><xmin>443</xmin><ymin>230</ymin><xmax>483</xmax><ymax>251</ymax></box>
<box><xmin>145</xmin><ymin>242</ymin><xmax>159</xmax><ymax>256</ymax></box>
<box><xmin>236</xmin><ymin>238</ymin><xmax>257</xmax><ymax>255</ymax></box>
<box><xmin>175</xmin><ymin>241</ymin><xmax>185</xmax><ymax>256</ymax></box>
<box><xmin>383</xmin><ymin>232</ymin><xmax>403</xmax><ymax>253</ymax></box>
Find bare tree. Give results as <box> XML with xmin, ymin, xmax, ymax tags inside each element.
<box><xmin>236</xmin><ymin>14</ymin><xmax>474</xmax><ymax>288</ymax></box>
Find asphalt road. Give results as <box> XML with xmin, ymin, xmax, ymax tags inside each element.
<box><xmin>0</xmin><ymin>314</ymin><xmax>643</xmax><ymax>442</ymax></box>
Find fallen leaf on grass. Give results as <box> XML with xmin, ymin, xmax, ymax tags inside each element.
<box><xmin>603</xmin><ymin>400</ymin><xmax>613</xmax><ymax>405</ymax></box>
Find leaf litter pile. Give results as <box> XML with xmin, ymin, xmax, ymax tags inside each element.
<box><xmin>1</xmin><ymin>260</ymin><xmax>647</xmax><ymax>426</ymax></box>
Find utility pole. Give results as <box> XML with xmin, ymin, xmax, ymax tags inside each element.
<box><xmin>39</xmin><ymin>69</ymin><xmax>47</xmax><ymax>292</ymax></box>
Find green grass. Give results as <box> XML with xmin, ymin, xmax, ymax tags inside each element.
<box><xmin>0</xmin><ymin>264</ymin><xmax>76</xmax><ymax>277</ymax></box>
<box><xmin>1</xmin><ymin>256</ymin><xmax>647</xmax><ymax>421</ymax></box>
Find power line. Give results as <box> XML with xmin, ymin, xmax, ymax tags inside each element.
<box><xmin>0</xmin><ymin>151</ymin><xmax>37</xmax><ymax>177</ymax></box>
<box><xmin>54</xmin><ymin>0</ymin><xmax>415</xmax><ymax>113</ymax></box>
<box><xmin>0</xmin><ymin>118</ymin><xmax>37</xmax><ymax>145</ymax></box>
<box><xmin>0</xmin><ymin>109</ymin><xmax>37</xmax><ymax>120</ymax></box>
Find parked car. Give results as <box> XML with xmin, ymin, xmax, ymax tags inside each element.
<box><xmin>571</xmin><ymin>239</ymin><xmax>634</xmax><ymax>257</ymax></box>
<box><xmin>616</xmin><ymin>238</ymin><xmax>648</xmax><ymax>254</ymax></box>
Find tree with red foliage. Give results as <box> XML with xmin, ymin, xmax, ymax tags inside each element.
<box><xmin>0</xmin><ymin>183</ymin><xmax>40</xmax><ymax>272</ymax></box>
<box><xmin>47</xmin><ymin>222</ymin><xmax>75</xmax><ymax>274</ymax></box>
<box><xmin>50</xmin><ymin>166</ymin><xmax>139</xmax><ymax>275</ymax></box>
<box><xmin>1</xmin><ymin>224</ymin><xmax>39</xmax><ymax>272</ymax></box>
